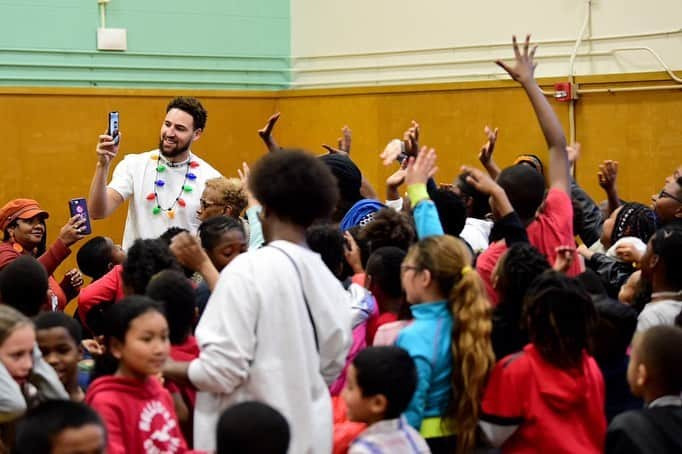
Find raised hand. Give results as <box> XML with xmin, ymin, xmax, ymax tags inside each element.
<box><xmin>343</xmin><ymin>231</ymin><xmax>364</xmax><ymax>274</ymax></box>
<box><xmin>170</xmin><ymin>232</ymin><xmax>211</xmax><ymax>273</ymax></box>
<box><xmin>495</xmin><ymin>35</ymin><xmax>538</xmax><ymax>84</ymax></box>
<box><xmin>257</xmin><ymin>112</ymin><xmax>281</xmax><ymax>152</ymax></box>
<box><xmin>237</xmin><ymin>162</ymin><xmax>259</xmax><ymax>209</ymax></box>
<box><xmin>567</xmin><ymin>142</ymin><xmax>581</xmax><ymax>165</ymax></box>
<box><xmin>404</xmin><ymin>147</ymin><xmax>438</xmax><ymax>187</ymax></box>
<box><xmin>403</xmin><ymin>120</ymin><xmax>420</xmax><ymax>157</ymax></box>
<box><xmin>338</xmin><ymin>125</ymin><xmax>352</xmax><ymax>154</ymax></box>
<box><xmin>459</xmin><ymin>166</ymin><xmax>500</xmax><ymax>196</ymax></box>
<box><xmin>615</xmin><ymin>242</ymin><xmax>643</xmax><ymax>264</ymax></box>
<box><xmin>478</xmin><ymin>126</ymin><xmax>498</xmax><ymax>165</ymax></box>
<box><xmin>598</xmin><ymin>160</ymin><xmax>619</xmax><ymax>191</ymax></box>
<box><xmin>321</xmin><ymin>144</ymin><xmax>348</xmax><ymax>156</ymax></box>
<box><xmin>96</xmin><ymin>132</ymin><xmax>120</xmax><ymax>166</ymax></box>
<box><xmin>58</xmin><ymin>215</ymin><xmax>87</xmax><ymax>246</ymax></box>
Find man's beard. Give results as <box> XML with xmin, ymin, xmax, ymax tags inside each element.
<box><xmin>158</xmin><ymin>136</ymin><xmax>191</xmax><ymax>159</ymax></box>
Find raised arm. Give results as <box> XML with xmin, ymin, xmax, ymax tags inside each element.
<box><xmin>479</xmin><ymin>126</ymin><xmax>502</xmax><ymax>180</ymax></box>
<box><xmin>496</xmin><ymin>35</ymin><xmax>569</xmax><ymax>193</ymax></box>
<box><xmin>257</xmin><ymin>112</ymin><xmax>282</xmax><ymax>153</ymax></box>
<box><xmin>598</xmin><ymin>160</ymin><xmax>621</xmax><ymax>215</ymax></box>
<box><xmin>88</xmin><ymin>133</ymin><xmax>124</xmax><ymax>219</ymax></box>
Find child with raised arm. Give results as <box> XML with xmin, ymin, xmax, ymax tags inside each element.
<box><xmin>476</xmin><ymin>35</ymin><xmax>580</xmax><ymax>305</ymax></box>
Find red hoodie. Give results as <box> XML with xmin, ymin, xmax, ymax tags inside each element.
<box><xmin>86</xmin><ymin>375</ymin><xmax>191</xmax><ymax>454</ymax></box>
<box><xmin>166</xmin><ymin>336</ymin><xmax>200</xmax><ymax>407</ymax></box>
<box><xmin>481</xmin><ymin>344</ymin><xmax>606</xmax><ymax>453</ymax></box>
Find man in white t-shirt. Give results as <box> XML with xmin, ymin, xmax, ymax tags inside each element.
<box><xmin>88</xmin><ymin>97</ymin><xmax>221</xmax><ymax>250</ymax></box>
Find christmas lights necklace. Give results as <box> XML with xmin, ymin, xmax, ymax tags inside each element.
<box><xmin>145</xmin><ymin>153</ymin><xmax>199</xmax><ymax>218</ymax></box>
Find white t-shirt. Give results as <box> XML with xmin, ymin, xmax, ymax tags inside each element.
<box><xmin>108</xmin><ymin>150</ymin><xmax>221</xmax><ymax>250</ymax></box>
<box><xmin>188</xmin><ymin>240</ymin><xmax>352</xmax><ymax>452</ymax></box>
<box><xmin>637</xmin><ymin>299</ymin><xmax>682</xmax><ymax>332</ymax></box>
<box><xmin>460</xmin><ymin>217</ymin><xmax>493</xmax><ymax>254</ymax></box>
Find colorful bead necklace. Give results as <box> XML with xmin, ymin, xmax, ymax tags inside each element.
<box><xmin>145</xmin><ymin>153</ymin><xmax>199</xmax><ymax>218</ymax></box>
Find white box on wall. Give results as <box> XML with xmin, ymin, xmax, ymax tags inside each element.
<box><xmin>97</xmin><ymin>28</ymin><xmax>127</xmax><ymax>51</ymax></box>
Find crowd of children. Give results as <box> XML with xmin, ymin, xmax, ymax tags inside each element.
<box><xmin>0</xmin><ymin>34</ymin><xmax>680</xmax><ymax>454</ymax></box>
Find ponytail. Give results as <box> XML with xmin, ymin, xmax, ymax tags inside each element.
<box><xmin>449</xmin><ymin>267</ymin><xmax>494</xmax><ymax>454</ymax></box>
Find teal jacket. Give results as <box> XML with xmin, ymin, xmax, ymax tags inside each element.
<box><xmin>396</xmin><ymin>300</ymin><xmax>453</xmax><ymax>429</ymax></box>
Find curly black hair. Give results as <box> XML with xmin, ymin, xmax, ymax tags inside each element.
<box><xmin>523</xmin><ymin>271</ymin><xmax>597</xmax><ymax>369</ymax></box>
<box><xmin>358</xmin><ymin>208</ymin><xmax>415</xmax><ymax>260</ymax></box>
<box><xmin>249</xmin><ymin>149</ymin><xmax>339</xmax><ymax>228</ymax></box>
<box><xmin>122</xmin><ymin>239</ymin><xmax>181</xmax><ymax>295</ymax></box>
<box><xmin>167</xmin><ymin>96</ymin><xmax>207</xmax><ymax>131</ymax></box>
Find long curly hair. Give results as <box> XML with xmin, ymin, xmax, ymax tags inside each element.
<box><xmin>406</xmin><ymin>236</ymin><xmax>494</xmax><ymax>453</ymax></box>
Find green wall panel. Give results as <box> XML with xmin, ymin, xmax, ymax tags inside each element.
<box><xmin>0</xmin><ymin>0</ymin><xmax>290</xmax><ymax>89</ymax></box>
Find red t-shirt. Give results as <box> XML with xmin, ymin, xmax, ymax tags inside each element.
<box><xmin>476</xmin><ymin>188</ymin><xmax>581</xmax><ymax>306</ymax></box>
<box><xmin>78</xmin><ymin>264</ymin><xmax>126</xmax><ymax>318</ymax></box>
<box><xmin>365</xmin><ymin>312</ymin><xmax>398</xmax><ymax>346</ymax></box>
<box><xmin>481</xmin><ymin>344</ymin><xmax>606</xmax><ymax>454</ymax></box>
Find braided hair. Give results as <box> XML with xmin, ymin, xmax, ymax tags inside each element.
<box><xmin>612</xmin><ymin>202</ymin><xmax>658</xmax><ymax>244</ymax></box>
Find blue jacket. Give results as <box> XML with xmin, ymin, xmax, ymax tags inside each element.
<box><xmin>396</xmin><ymin>300</ymin><xmax>453</xmax><ymax>429</ymax></box>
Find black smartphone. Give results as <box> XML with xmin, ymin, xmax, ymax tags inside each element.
<box><xmin>108</xmin><ymin>111</ymin><xmax>120</xmax><ymax>145</ymax></box>
<box><xmin>68</xmin><ymin>198</ymin><xmax>92</xmax><ymax>235</ymax></box>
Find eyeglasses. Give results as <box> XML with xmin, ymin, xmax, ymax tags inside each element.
<box><xmin>199</xmin><ymin>198</ymin><xmax>225</xmax><ymax>210</ymax></box>
<box><xmin>400</xmin><ymin>265</ymin><xmax>421</xmax><ymax>274</ymax></box>
<box><xmin>658</xmin><ymin>190</ymin><xmax>682</xmax><ymax>205</ymax></box>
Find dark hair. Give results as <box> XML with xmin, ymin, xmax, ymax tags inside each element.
<box><xmin>612</xmin><ymin>202</ymin><xmax>657</xmax><ymax>245</ymax></box>
<box><xmin>0</xmin><ymin>255</ymin><xmax>48</xmax><ymax>317</ymax></box>
<box><xmin>14</xmin><ymin>400</ymin><xmax>105</xmax><ymax>454</ymax></box>
<box><xmin>122</xmin><ymin>239</ymin><xmax>181</xmax><ymax>294</ymax></box>
<box><xmin>249</xmin><ymin>149</ymin><xmax>339</xmax><ymax>227</ymax></box>
<box><xmin>493</xmin><ymin>244</ymin><xmax>550</xmax><ymax>358</ymax></box>
<box><xmin>167</xmin><ymin>96</ymin><xmax>207</xmax><ymax>131</ymax></box>
<box><xmin>145</xmin><ymin>270</ymin><xmax>195</xmax><ymax>345</ymax></box>
<box><xmin>353</xmin><ymin>346</ymin><xmax>417</xmax><ymax>419</ymax></box>
<box><xmin>34</xmin><ymin>311</ymin><xmax>83</xmax><ymax>344</ymax></box>
<box><xmin>365</xmin><ymin>247</ymin><xmax>406</xmax><ymax>299</ymax></box>
<box><xmin>428</xmin><ymin>187</ymin><xmax>466</xmax><ymax>237</ymax></box>
<box><xmin>638</xmin><ymin>325</ymin><xmax>682</xmax><ymax>395</ymax></box>
<box><xmin>523</xmin><ymin>271</ymin><xmax>597</xmax><ymax>369</ymax></box>
<box><xmin>591</xmin><ymin>297</ymin><xmax>637</xmax><ymax>364</ymax></box>
<box><xmin>306</xmin><ymin>224</ymin><xmax>345</xmax><ymax>279</ymax></box>
<box><xmin>497</xmin><ymin>165</ymin><xmax>546</xmax><ymax>222</ymax></box>
<box><xmin>158</xmin><ymin>227</ymin><xmax>188</xmax><ymax>245</ymax></box>
<box><xmin>650</xmin><ymin>224</ymin><xmax>682</xmax><ymax>289</ymax></box>
<box><xmin>456</xmin><ymin>172</ymin><xmax>491</xmax><ymax>219</ymax></box>
<box><xmin>216</xmin><ymin>401</ymin><xmax>290</xmax><ymax>454</ymax></box>
<box><xmin>358</xmin><ymin>208</ymin><xmax>415</xmax><ymax>260</ymax></box>
<box><xmin>77</xmin><ymin>236</ymin><xmax>114</xmax><ymax>280</ymax></box>
<box><xmin>92</xmin><ymin>296</ymin><xmax>165</xmax><ymax>379</ymax></box>
<box><xmin>199</xmin><ymin>215</ymin><xmax>245</xmax><ymax>251</ymax></box>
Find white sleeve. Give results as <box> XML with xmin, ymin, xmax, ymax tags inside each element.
<box><xmin>107</xmin><ymin>155</ymin><xmax>134</xmax><ymax>200</ymax></box>
<box><xmin>385</xmin><ymin>197</ymin><xmax>404</xmax><ymax>212</ymax></box>
<box><xmin>188</xmin><ymin>266</ymin><xmax>257</xmax><ymax>394</ymax></box>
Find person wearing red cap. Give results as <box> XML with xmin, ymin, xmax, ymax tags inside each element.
<box><xmin>0</xmin><ymin>199</ymin><xmax>86</xmax><ymax>311</ymax></box>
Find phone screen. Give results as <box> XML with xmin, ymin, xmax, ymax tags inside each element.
<box><xmin>68</xmin><ymin>198</ymin><xmax>92</xmax><ymax>235</ymax></box>
<box><xmin>108</xmin><ymin>111</ymin><xmax>120</xmax><ymax>145</ymax></box>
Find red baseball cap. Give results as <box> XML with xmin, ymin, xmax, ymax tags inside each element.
<box><xmin>0</xmin><ymin>199</ymin><xmax>49</xmax><ymax>231</ymax></box>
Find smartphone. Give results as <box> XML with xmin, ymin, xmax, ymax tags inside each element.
<box><xmin>68</xmin><ymin>198</ymin><xmax>92</xmax><ymax>235</ymax></box>
<box><xmin>108</xmin><ymin>111</ymin><xmax>120</xmax><ymax>145</ymax></box>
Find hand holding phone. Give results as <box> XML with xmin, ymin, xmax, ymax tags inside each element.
<box><xmin>108</xmin><ymin>111</ymin><xmax>120</xmax><ymax>145</ymax></box>
<box><xmin>68</xmin><ymin>198</ymin><xmax>92</xmax><ymax>235</ymax></box>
